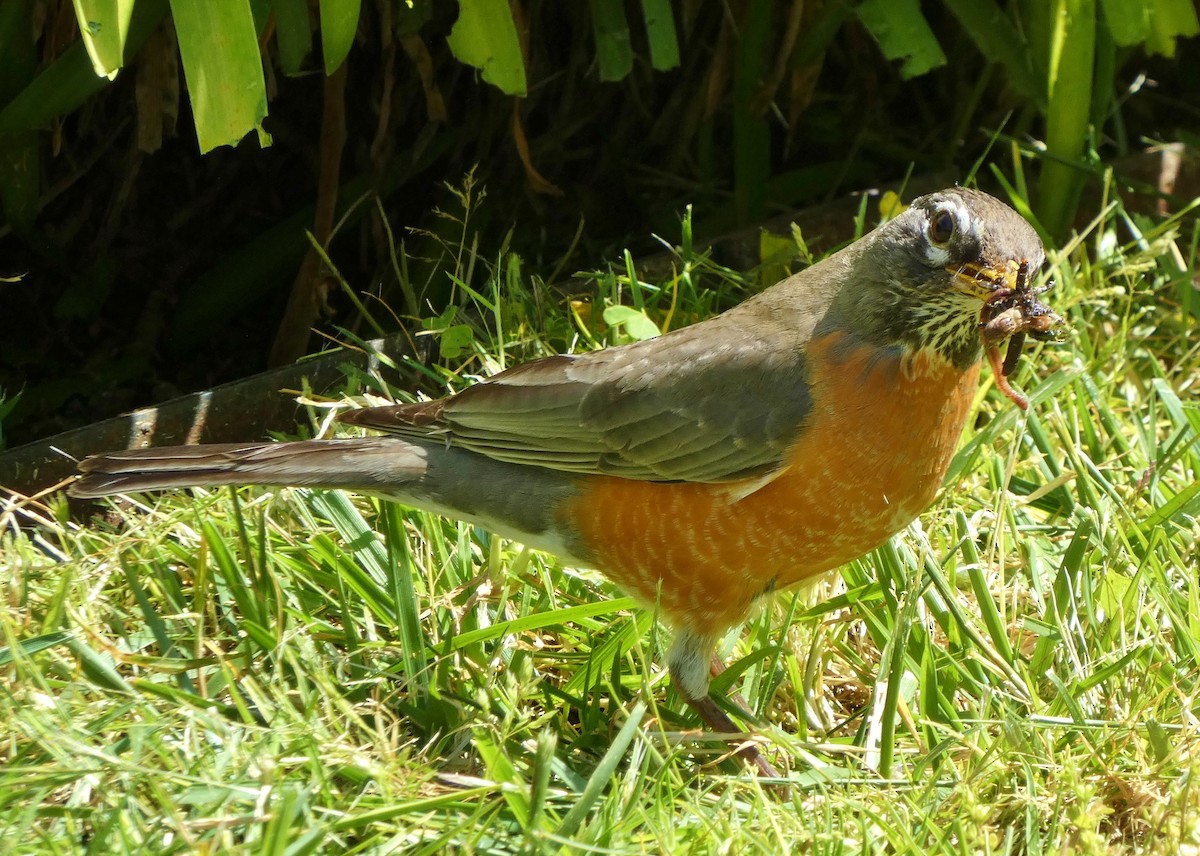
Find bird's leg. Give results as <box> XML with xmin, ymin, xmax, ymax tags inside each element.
<box><xmin>667</xmin><ymin>630</ymin><xmax>781</xmax><ymax>778</ymax></box>
<box><xmin>708</xmin><ymin>653</ymin><xmax>762</xmax><ymax>725</ymax></box>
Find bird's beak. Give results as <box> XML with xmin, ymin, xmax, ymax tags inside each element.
<box><xmin>946</xmin><ymin>259</ymin><xmax>1023</xmax><ymax>300</ymax></box>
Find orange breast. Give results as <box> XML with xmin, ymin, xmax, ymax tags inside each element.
<box><xmin>560</xmin><ymin>330</ymin><xmax>982</xmax><ymax>637</ymax></box>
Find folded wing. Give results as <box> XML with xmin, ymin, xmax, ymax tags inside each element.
<box><xmin>340</xmin><ymin>313</ymin><xmax>814</xmax><ymax>483</ymax></box>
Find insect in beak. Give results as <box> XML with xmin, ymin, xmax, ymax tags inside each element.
<box><xmin>978</xmin><ymin>261</ymin><xmax>1065</xmax><ymax>410</ymax></box>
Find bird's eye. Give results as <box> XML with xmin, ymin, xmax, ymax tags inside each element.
<box><xmin>928</xmin><ymin>210</ymin><xmax>955</xmax><ymax>245</ymax></box>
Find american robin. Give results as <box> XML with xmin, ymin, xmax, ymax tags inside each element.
<box><xmin>72</xmin><ymin>187</ymin><xmax>1057</xmax><ymax>777</ymax></box>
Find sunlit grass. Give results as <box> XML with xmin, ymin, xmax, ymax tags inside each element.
<box><xmin>2</xmin><ymin>180</ymin><xmax>1199</xmax><ymax>853</ymax></box>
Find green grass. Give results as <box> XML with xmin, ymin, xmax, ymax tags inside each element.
<box><xmin>3</xmin><ymin>182</ymin><xmax>1200</xmax><ymax>854</ymax></box>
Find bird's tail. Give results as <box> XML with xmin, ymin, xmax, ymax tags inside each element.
<box><xmin>69</xmin><ymin>438</ymin><xmax>430</xmax><ymax>499</ymax></box>
<box><xmin>69</xmin><ymin>437</ymin><xmax>583</xmax><ymax>560</ymax></box>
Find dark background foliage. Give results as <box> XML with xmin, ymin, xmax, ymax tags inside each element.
<box><xmin>1</xmin><ymin>0</ymin><xmax>1197</xmax><ymax>449</ymax></box>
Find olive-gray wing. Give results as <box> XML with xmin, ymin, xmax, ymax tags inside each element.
<box><xmin>339</xmin><ymin>317</ymin><xmax>813</xmax><ymax>483</ymax></box>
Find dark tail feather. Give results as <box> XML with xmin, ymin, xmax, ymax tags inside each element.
<box><xmin>70</xmin><ymin>438</ymin><xmax>431</xmax><ymax>498</ymax></box>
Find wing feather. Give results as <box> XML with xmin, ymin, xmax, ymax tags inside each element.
<box><xmin>339</xmin><ymin>283</ymin><xmax>823</xmax><ymax>482</ymax></box>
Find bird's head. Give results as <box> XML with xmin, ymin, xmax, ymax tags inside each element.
<box><xmin>843</xmin><ymin>187</ymin><xmax>1050</xmax><ymax>368</ymax></box>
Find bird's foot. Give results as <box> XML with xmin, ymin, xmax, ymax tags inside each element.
<box><xmin>686</xmin><ymin>694</ymin><xmax>782</xmax><ymax>780</ymax></box>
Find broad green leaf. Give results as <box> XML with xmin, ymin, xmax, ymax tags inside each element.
<box><xmin>1146</xmin><ymin>0</ymin><xmax>1200</xmax><ymax>56</ymax></box>
<box><xmin>602</xmin><ymin>305</ymin><xmax>660</xmax><ymax>341</ymax></box>
<box><xmin>0</xmin><ymin>0</ymin><xmax>168</xmax><ymax>134</ymax></box>
<box><xmin>274</xmin><ymin>0</ymin><xmax>313</xmax><ymax>74</ymax></box>
<box><xmin>855</xmin><ymin>0</ymin><xmax>947</xmax><ymax>78</ymax></box>
<box><xmin>589</xmin><ymin>0</ymin><xmax>633</xmax><ymax>82</ymax></box>
<box><xmin>70</xmin><ymin>0</ymin><xmax>136</xmax><ymax>79</ymax></box>
<box><xmin>1099</xmin><ymin>0</ymin><xmax>1149</xmax><ymax>45</ymax></box>
<box><xmin>1039</xmin><ymin>0</ymin><xmax>1095</xmax><ymax>239</ymax></box>
<box><xmin>421</xmin><ymin>307</ymin><xmax>475</xmax><ymax>358</ymax></box>
<box><xmin>446</xmin><ymin>0</ymin><xmax>527</xmax><ymax>96</ymax></box>
<box><xmin>640</xmin><ymin>0</ymin><xmax>679</xmax><ymax>71</ymax></box>
<box><xmin>249</xmin><ymin>0</ymin><xmax>272</xmax><ymax>29</ymax></box>
<box><xmin>437</xmin><ymin>324</ymin><xmax>474</xmax><ymax>358</ymax></box>
<box><xmin>319</xmin><ymin>0</ymin><xmax>360</xmax><ymax>74</ymax></box>
<box><xmin>169</xmin><ymin>0</ymin><xmax>269</xmax><ymax>153</ymax></box>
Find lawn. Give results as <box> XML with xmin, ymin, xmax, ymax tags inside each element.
<box><xmin>3</xmin><ymin>183</ymin><xmax>1199</xmax><ymax>854</ymax></box>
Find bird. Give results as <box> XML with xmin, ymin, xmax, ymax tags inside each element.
<box><xmin>72</xmin><ymin>187</ymin><xmax>1056</xmax><ymax>778</ymax></box>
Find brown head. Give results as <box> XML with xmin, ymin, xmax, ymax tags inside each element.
<box><xmin>828</xmin><ymin>187</ymin><xmax>1047</xmax><ymax>369</ymax></box>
